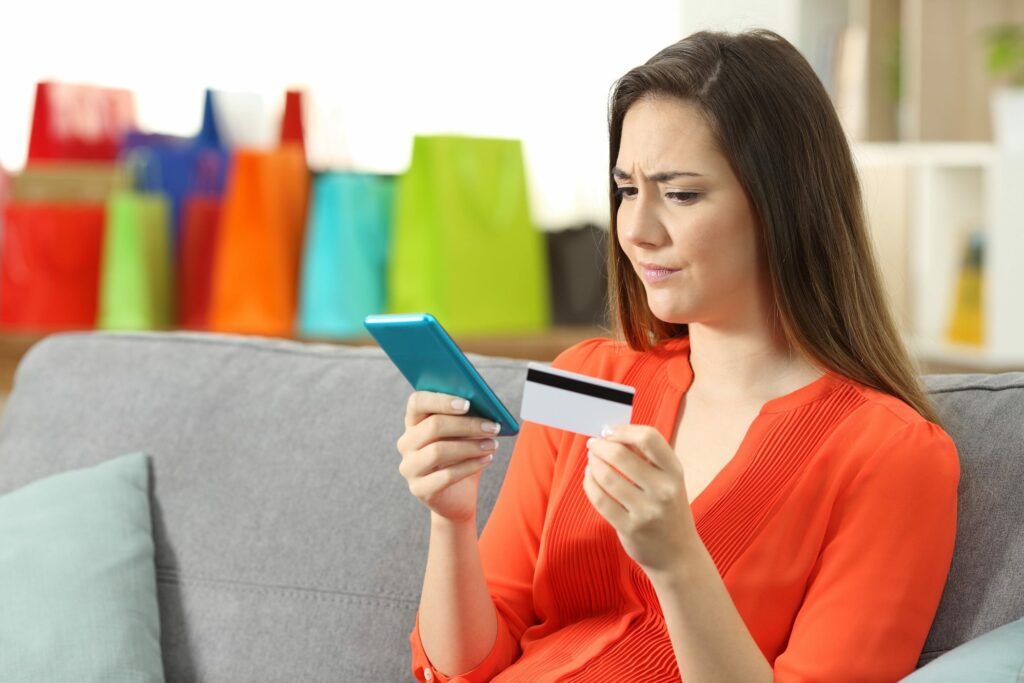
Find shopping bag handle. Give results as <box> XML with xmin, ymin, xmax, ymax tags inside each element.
<box><xmin>114</xmin><ymin>145</ymin><xmax>164</xmax><ymax>192</ymax></box>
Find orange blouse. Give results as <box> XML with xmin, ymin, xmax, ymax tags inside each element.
<box><xmin>409</xmin><ymin>335</ymin><xmax>960</xmax><ymax>682</ymax></box>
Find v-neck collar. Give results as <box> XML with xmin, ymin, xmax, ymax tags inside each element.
<box><xmin>659</xmin><ymin>335</ymin><xmax>842</xmax><ymax>412</ymax></box>
<box><xmin>650</xmin><ymin>335</ymin><xmax>845</xmax><ymax>520</ymax></box>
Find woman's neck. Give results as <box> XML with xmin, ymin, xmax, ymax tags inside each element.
<box><xmin>686</xmin><ymin>320</ymin><xmax>822</xmax><ymax>405</ymax></box>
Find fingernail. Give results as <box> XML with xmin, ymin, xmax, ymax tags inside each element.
<box><xmin>482</xmin><ymin>421</ymin><xmax>501</xmax><ymax>434</ymax></box>
<box><xmin>480</xmin><ymin>439</ymin><xmax>498</xmax><ymax>451</ymax></box>
<box><xmin>600</xmin><ymin>425</ymin><xmax>614</xmax><ymax>438</ymax></box>
<box><xmin>586</xmin><ymin>437</ymin><xmax>596</xmax><ymax>449</ymax></box>
<box><xmin>452</xmin><ymin>398</ymin><xmax>469</xmax><ymax>412</ymax></box>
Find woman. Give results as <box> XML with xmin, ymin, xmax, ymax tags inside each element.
<box><xmin>398</xmin><ymin>29</ymin><xmax>959</xmax><ymax>682</ymax></box>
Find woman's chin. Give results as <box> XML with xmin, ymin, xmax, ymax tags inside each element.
<box><xmin>646</xmin><ymin>296</ymin><xmax>694</xmax><ymax>326</ymax></box>
<box><xmin>648</xmin><ymin>308</ymin><xmax>692</xmax><ymax>327</ymax></box>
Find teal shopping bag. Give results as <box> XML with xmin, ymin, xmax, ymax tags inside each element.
<box><xmin>298</xmin><ymin>172</ymin><xmax>395</xmax><ymax>339</ymax></box>
<box><xmin>388</xmin><ymin>135</ymin><xmax>551</xmax><ymax>335</ymax></box>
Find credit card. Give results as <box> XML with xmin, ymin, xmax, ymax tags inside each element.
<box><xmin>520</xmin><ymin>362</ymin><xmax>635</xmax><ymax>437</ymax></box>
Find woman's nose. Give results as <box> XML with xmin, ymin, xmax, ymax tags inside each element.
<box><xmin>619</xmin><ymin>192</ymin><xmax>665</xmax><ymax>247</ymax></box>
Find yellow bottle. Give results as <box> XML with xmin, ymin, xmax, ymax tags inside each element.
<box><xmin>946</xmin><ymin>231</ymin><xmax>984</xmax><ymax>346</ymax></box>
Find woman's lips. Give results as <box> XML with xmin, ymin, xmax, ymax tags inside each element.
<box><xmin>640</xmin><ymin>265</ymin><xmax>680</xmax><ymax>284</ymax></box>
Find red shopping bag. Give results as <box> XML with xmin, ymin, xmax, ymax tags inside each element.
<box><xmin>280</xmin><ymin>89</ymin><xmax>306</xmax><ymax>155</ymax></box>
<box><xmin>27</xmin><ymin>82</ymin><xmax>136</xmax><ymax>163</ymax></box>
<box><xmin>0</xmin><ymin>163</ymin><xmax>9</xmax><ymax>235</ymax></box>
<box><xmin>0</xmin><ymin>165</ymin><xmax>9</xmax><ymax>299</ymax></box>
<box><xmin>177</xmin><ymin>196</ymin><xmax>221</xmax><ymax>329</ymax></box>
<box><xmin>0</xmin><ymin>203</ymin><xmax>105</xmax><ymax>330</ymax></box>
<box><xmin>177</xmin><ymin>148</ymin><xmax>228</xmax><ymax>329</ymax></box>
<box><xmin>0</xmin><ymin>164</ymin><xmax>9</xmax><ymax>204</ymax></box>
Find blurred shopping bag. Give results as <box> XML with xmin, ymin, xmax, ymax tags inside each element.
<box><xmin>186</xmin><ymin>89</ymin><xmax>229</xmax><ymax>197</ymax></box>
<box><xmin>297</xmin><ymin>172</ymin><xmax>395</xmax><ymax>339</ymax></box>
<box><xmin>97</xmin><ymin>152</ymin><xmax>174</xmax><ymax>330</ymax></box>
<box><xmin>177</xmin><ymin>149</ymin><xmax>226</xmax><ymax>329</ymax></box>
<box><xmin>280</xmin><ymin>89</ymin><xmax>306</xmax><ymax>157</ymax></box>
<box><xmin>177</xmin><ymin>195</ymin><xmax>220</xmax><ymax>329</ymax></box>
<box><xmin>0</xmin><ymin>163</ymin><xmax>8</xmax><ymax>242</ymax></box>
<box><xmin>0</xmin><ymin>203</ymin><xmax>105</xmax><ymax>331</ymax></box>
<box><xmin>388</xmin><ymin>135</ymin><xmax>550</xmax><ymax>334</ymax></box>
<box><xmin>176</xmin><ymin>93</ymin><xmax>230</xmax><ymax>328</ymax></box>
<box><xmin>27</xmin><ymin>82</ymin><xmax>136</xmax><ymax>163</ymax></box>
<box><xmin>119</xmin><ymin>132</ymin><xmax>192</xmax><ymax>245</ymax></box>
<box><xmin>546</xmin><ymin>223</ymin><xmax>610</xmax><ymax>327</ymax></box>
<box><xmin>119</xmin><ymin>89</ymin><xmax>229</xmax><ymax>249</ymax></box>
<box><xmin>205</xmin><ymin>89</ymin><xmax>309</xmax><ymax>337</ymax></box>
<box><xmin>2</xmin><ymin>160</ymin><xmax>112</xmax><ymax>326</ymax></box>
<box><xmin>0</xmin><ymin>166</ymin><xmax>6</xmax><ymax>296</ymax></box>
<box><xmin>207</xmin><ymin>145</ymin><xmax>309</xmax><ymax>336</ymax></box>
<box><xmin>196</xmin><ymin>88</ymin><xmax>225</xmax><ymax>150</ymax></box>
<box><xmin>10</xmin><ymin>162</ymin><xmax>118</xmax><ymax>204</ymax></box>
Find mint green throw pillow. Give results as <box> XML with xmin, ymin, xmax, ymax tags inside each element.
<box><xmin>901</xmin><ymin>618</ymin><xmax>1024</xmax><ymax>682</ymax></box>
<box><xmin>0</xmin><ymin>452</ymin><xmax>164</xmax><ymax>682</ymax></box>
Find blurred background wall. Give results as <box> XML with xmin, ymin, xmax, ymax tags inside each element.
<box><xmin>1</xmin><ymin>0</ymin><xmax>1023</xmax><ymax>390</ymax></box>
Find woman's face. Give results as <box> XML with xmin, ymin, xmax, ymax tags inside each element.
<box><xmin>614</xmin><ymin>96</ymin><xmax>768</xmax><ymax>329</ymax></box>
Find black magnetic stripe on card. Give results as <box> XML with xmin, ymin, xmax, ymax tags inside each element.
<box><xmin>526</xmin><ymin>368</ymin><xmax>634</xmax><ymax>405</ymax></box>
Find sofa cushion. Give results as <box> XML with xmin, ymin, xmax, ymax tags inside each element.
<box><xmin>900</xmin><ymin>616</ymin><xmax>1024</xmax><ymax>681</ymax></box>
<box><xmin>919</xmin><ymin>373</ymin><xmax>1024</xmax><ymax>666</ymax></box>
<box><xmin>0</xmin><ymin>451</ymin><xmax>163</xmax><ymax>682</ymax></box>
<box><xmin>0</xmin><ymin>332</ymin><xmax>1021</xmax><ymax>680</ymax></box>
<box><xmin>0</xmin><ymin>332</ymin><xmax>527</xmax><ymax>682</ymax></box>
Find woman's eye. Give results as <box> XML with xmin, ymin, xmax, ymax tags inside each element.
<box><xmin>614</xmin><ymin>187</ymin><xmax>699</xmax><ymax>203</ymax></box>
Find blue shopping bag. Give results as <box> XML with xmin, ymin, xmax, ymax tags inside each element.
<box><xmin>119</xmin><ymin>131</ymin><xmax>191</xmax><ymax>241</ymax></box>
<box><xmin>297</xmin><ymin>172</ymin><xmax>395</xmax><ymax>339</ymax></box>
<box><xmin>118</xmin><ymin>89</ymin><xmax>228</xmax><ymax>248</ymax></box>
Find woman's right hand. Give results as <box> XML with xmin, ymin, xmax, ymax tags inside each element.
<box><xmin>397</xmin><ymin>391</ymin><xmax>502</xmax><ymax>524</ymax></box>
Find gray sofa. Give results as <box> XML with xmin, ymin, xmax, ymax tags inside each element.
<box><xmin>0</xmin><ymin>331</ymin><xmax>1021</xmax><ymax>681</ymax></box>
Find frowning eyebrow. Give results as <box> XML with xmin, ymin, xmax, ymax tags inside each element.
<box><xmin>611</xmin><ymin>167</ymin><xmax>705</xmax><ymax>182</ymax></box>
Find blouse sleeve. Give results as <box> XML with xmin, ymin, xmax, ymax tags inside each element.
<box><xmin>772</xmin><ymin>419</ymin><xmax>961</xmax><ymax>682</ymax></box>
<box><xmin>408</xmin><ymin>339</ymin><xmax>604</xmax><ymax>683</ymax></box>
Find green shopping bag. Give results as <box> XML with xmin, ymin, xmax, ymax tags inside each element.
<box><xmin>97</xmin><ymin>153</ymin><xmax>173</xmax><ymax>330</ymax></box>
<box><xmin>388</xmin><ymin>135</ymin><xmax>550</xmax><ymax>335</ymax></box>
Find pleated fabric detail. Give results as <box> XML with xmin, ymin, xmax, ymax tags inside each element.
<box><xmin>697</xmin><ymin>384</ymin><xmax>866</xmax><ymax>577</ymax></box>
<box><xmin>501</xmin><ymin>351</ymin><xmax>863</xmax><ymax>682</ymax></box>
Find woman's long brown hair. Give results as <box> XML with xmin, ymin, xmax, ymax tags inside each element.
<box><xmin>607</xmin><ymin>29</ymin><xmax>940</xmax><ymax>423</ymax></box>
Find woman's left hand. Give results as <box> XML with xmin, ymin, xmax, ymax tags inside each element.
<box><xmin>583</xmin><ymin>424</ymin><xmax>701</xmax><ymax>581</ymax></box>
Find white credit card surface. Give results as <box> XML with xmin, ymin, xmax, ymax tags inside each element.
<box><xmin>520</xmin><ymin>362</ymin><xmax>635</xmax><ymax>438</ymax></box>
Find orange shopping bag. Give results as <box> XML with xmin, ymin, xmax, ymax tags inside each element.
<box><xmin>206</xmin><ymin>143</ymin><xmax>309</xmax><ymax>336</ymax></box>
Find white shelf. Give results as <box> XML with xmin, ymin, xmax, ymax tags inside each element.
<box><xmin>679</xmin><ymin>1</ymin><xmax>1024</xmax><ymax>372</ymax></box>
<box><xmin>852</xmin><ymin>142</ymin><xmax>997</xmax><ymax>168</ymax></box>
<box><xmin>911</xmin><ymin>338</ymin><xmax>1024</xmax><ymax>372</ymax></box>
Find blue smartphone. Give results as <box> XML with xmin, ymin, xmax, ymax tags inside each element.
<box><xmin>363</xmin><ymin>312</ymin><xmax>520</xmax><ymax>436</ymax></box>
